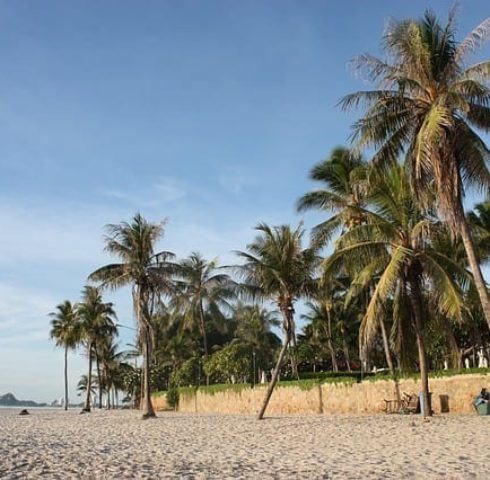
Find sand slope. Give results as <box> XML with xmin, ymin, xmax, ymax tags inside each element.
<box><xmin>0</xmin><ymin>409</ymin><xmax>488</xmax><ymax>479</ymax></box>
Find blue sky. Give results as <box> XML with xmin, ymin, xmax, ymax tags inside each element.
<box><xmin>0</xmin><ymin>1</ymin><xmax>488</xmax><ymax>403</ymax></box>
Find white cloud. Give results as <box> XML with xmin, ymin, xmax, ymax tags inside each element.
<box><xmin>100</xmin><ymin>177</ymin><xmax>187</xmax><ymax>208</ymax></box>
<box><xmin>0</xmin><ymin>186</ymin><xmax>291</xmax><ymax>402</ymax></box>
<box><xmin>217</xmin><ymin>164</ymin><xmax>258</xmax><ymax>195</ymax></box>
<box><xmin>0</xmin><ymin>283</ymin><xmax>57</xmax><ymax>343</ymax></box>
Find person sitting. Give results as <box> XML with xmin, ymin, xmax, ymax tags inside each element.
<box><xmin>474</xmin><ymin>388</ymin><xmax>490</xmax><ymax>407</ymax></box>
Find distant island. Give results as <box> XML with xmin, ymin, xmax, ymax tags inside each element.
<box><xmin>0</xmin><ymin>393</ymin><xmax>47</xmax><ymax>407</ymax></box>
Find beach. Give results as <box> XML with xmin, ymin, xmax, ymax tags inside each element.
<box><xmin>0</xmin><ymin>408</ymin><xmax>488</xmax><ymax>479</ymax></box>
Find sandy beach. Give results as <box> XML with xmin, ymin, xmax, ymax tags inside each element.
<box><xmin>0</xmin><ymin>409</ymin><xmax>488</xmax><ymax>479</ymax></box>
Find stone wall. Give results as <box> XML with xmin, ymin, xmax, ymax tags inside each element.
<box><xmin>152</xmin><ymin>394</ymin><xmax>170</xmax><ymax>411</ymax></box>
<box><xmin>156</xmin><ymin>374</ymin><xmax>489</xmax><ymax>415</ymax></box>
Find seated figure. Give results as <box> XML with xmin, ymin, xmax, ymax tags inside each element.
<box><xmin>474</xmin><ymin>388</ymin><xmax>490</xmax><ymax>407</ymax></box>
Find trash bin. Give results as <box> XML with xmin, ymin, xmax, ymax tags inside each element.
<box><xmin>439</xmin><ymin>394</ymin><xmax>449</xmax><ymax>413</ymax></box>
<box><xmin>419</xmin><ymin>392</ymin><xmax>432</xmax><ymax>416</ymax></box>
<box><xmin>476</xmin><ymin>402</ymin><xmax>490</xmax><ymax>415</ymax></box>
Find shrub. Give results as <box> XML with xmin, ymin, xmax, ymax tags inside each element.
<box><xmin>166</xmin><ymin>385</ymin><xmax>180</xmax><ymax>410</ymax></box>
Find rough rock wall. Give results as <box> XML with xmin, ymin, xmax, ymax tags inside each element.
<box><xmin>163</xmin><ymin>374</ymin><xmax>489</xmax><ymax>415</ymax></box>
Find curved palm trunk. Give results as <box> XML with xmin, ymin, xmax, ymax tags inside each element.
<box><xmin>442</xmin><ymin>318</ymin><xmax>462</xmax><ymax>370</ymax></box>
<box><xmin>64</xmin><ymin>346</ymin><xmax>69</xmax><ymax>411</ymax></box>
<box><xmin>257</xmin><ymin>307</ymin><xmax>293</xmax><ymax>420</ymax></box>
<box><xmin>199</xmin><ymin>301</ymin><xmax>210</xmax><ymax>385</ymax></box>
<box><xmin>325</xmin><ymin>308</ymin><xmax>338</xmax><ymax>372</ymax></box>
<box><xmin>340</xmin><ymin>324</ymin><xmax>351</xmax><ymax>372</ymax></box>
<box><xmin>141</xmin><ymin>325</ymin><xmax>155</xmax><ymax>418</ymax></box>
<box><xmin>379</xmin><ymin>316</ymin><xmax>400</xmax><ymax>403</ymax></box>
<box><xmin>289</xmin><ymin>318</ymin><xmax>300</xmax><ymax>380</ymax></box>
<box><xmin>408</xmin><ymin>277</ymin><xmax>431</xmax><ymax>418</ymax></box>
<box><xmin>83</xmin><ymin>343</ymin><xmax>93</xmax><ymax>412</ymax></box>
<box><xmin>257</xmin><ymin>332</ymin><xmax>290</xmax><ymax>420</ymax></box>
<box><xmin>459</xmin><ymin>216</ymin><xmax>490</xmax><ymax>331</ymax></box>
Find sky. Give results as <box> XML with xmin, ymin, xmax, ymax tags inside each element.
<box><xmin>0</xmin><ymin>0</ymin><xmax>489</xmax><ymax>403</ymax></box>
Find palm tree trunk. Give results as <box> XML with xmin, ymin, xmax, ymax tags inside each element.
<box><xmin>64</xmin><ymin>346</ymin><xmax>69</xmax><ymax>411</ymax></box>
<box><xmin>458</xmin><ymin>213</ymin><xmax>490</xmax><ymax>331</ymax></box>
<box><xmin>135</xmin><ymin>286</ymin><xmax>156</xmax><ymax>419</ymax></box>
<box><xmin>408</xmin><ymin>276</ymin><xmax>431</xmax><ymax>417</ymax></box>
<box><xmin>83</xmin><ymin>343</ymin><xmax>93</xmax><ymax>412</ymax></box>
<box><xmin>441</xmin><ymin>318</ymin><xmax>462</xmax><ymax>369</ymax></box>
<box><xmin>289</xmin><ymin>328</ymin><xmax>300</xmax><ymax>380</ymax></box>
<box><xmin>340</xmin><ymin>324</ymin><xmax>351</xmax><ymax>372</ymax></box>
<box><xmin>199</xmin><ymin>301</ymin><xmax>210</xmax><ymax>385</ymax></box>
<box><xmin>325</xmin><ymin>308</ymin><xmax>338</xmax><ymax>372</ymax></box>
<box><xmin>257</xmin><ymin>329</ymin><xmax>290</xmax><ymax>420</ymax></box>
<box><xmin>142</xmin><ymin>325</ymin><xmax>156</xmax><ymax>418</ymax></box>
<box><xmin>379</xmin><ymin>316</ymin><xmax>400</xmax><ymax>403</ymax></box>
<box><xmin>95</xmin><ymin>348</ymin><xmax>102</xmax><ymax>409</ymax></box>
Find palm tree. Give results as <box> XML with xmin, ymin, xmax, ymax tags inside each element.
<box><xmin>77</xmin><ymin>286</ymin><xmax>117</xmax><ymax>412</ymax></box>
<box><xmin>49</xmin><ymin>301</ymin><xmax>80</xmax><ymax>410</ymax></box>
<box><xmin>236</xmin><ymin>223</ymin><xmax>318</xmax><ymax>419</ymax></box>
<box><xmin>340</xmin><ymin>9</ymin><xmax>490</xmax><ymax>330</ymax></box>
<box><xmin>325</xmin><ymin>165</ymin><xmax>468</xmax><ymax>416</ymax></box>
<box><xmin>88</xmin><ymin>213</ymin><xmax>177</xmax><ymax>418</ymax></box>
<box><xmin>234</xmin><ymin>303</ymin><xmax>281</xmax><ymax>382</ymax></box>
<box><xmin>297</xmin><ymin>146</ymin><xmax>368</xmax><ymax>247</ymax></box>
<box><xmin>97</xmin><ymin>338</ymin><xmax>125</xmax><ymax>408</ymax></box>
<box><xmin>301</xmin><ymin>299</ymin><xmax>338</xmax><ymax>372</ymax></box>
<box><xmin>173</xmin><ymin>252</ymin><xmax>236</xmax><ymax>380</ymax></box>
<box><xmin>299</xmin><ymin>148</ymin><xmax>396</xmax><ymax>373</ymax></box>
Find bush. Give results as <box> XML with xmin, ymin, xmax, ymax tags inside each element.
<box><xmin>166</xmin><ymin>385</ymin><xmax>179</xmax><ymax>410</ymax></box>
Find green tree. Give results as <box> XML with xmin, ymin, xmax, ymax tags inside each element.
<box><xmin>297</xmin><ymin>146</ymin><xmax>368</xmax><ymax>247</ymax></box>
<box><xmin>173</xmin><ymin>252</ymin><xmax>236</xmax><ymax>377</ymax></box>
<box><xmin>301</xmin><ymin>299</ymin><xmax>339</xmax><ymax>372</ymax></box>
<box><xmin>234</xmin><ymin>303</ymin><xmax>281</xmax><ymax>382</ymax></box>
<box><xmin>236</xmin><ymin>223</ymin><xmax>318</xmax><ymax>419</ymax></box>
<box><xmin>88</xmin><ymin>213</ymin><xmax>177</xmax><ymax>418</ymax></box>
<box><xmin>298</xmin><ymin>148</ymin><xmax>392</xmax><ymax>374</ymax></box>
<box><xmin>77</xmin><ymin>286</ymin><xmax>117</xmax><ymax>412</ymax></box>
<box><xmin>341</xmin><ymin>10</ymin><xmax>490</xmax><ymax>330</ymax></box>
<box><xmin>325</xmin><ymin>165</ymin><xmax>468</xmax><ymax>416</ymax></box>
<box><xmin>203</xmin><ymin>340</ymin><xmax>251</xmax><ymax>384</ymax></box>
<box><xmin>49</xmin><ymin>300</ymin><xmax>80</xmax><ymax>410</ymax></box>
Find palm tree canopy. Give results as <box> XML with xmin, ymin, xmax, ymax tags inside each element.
<box><xmin>77</xmin><ymin>286</ymin><xmax>118</xmax><ymax>345</ymax></box>
<box><xmin>340</xmin><ymin>9</ymin><xmax>490</xmax><ymax>224</ymax></box>
<box><xmin>49</xmin><ymin>300</ymin><xmax>80</xmax><ymax>349</ymax></box>
<box><xmin>324</xmin><ymin>165</ymin><xmax>469</xmax><ymax>345</ymax></box>
<box><xmin>173</xmin><ymin>252</ymin><xmax>236</xmax><ymax>328</ymax></box>
<box><xmin>88</xmin><ymin>213</ymin><xmax>177</xmax><ymax>295</ymax></box>
<box><xmin>235</xmin><ymin>223</ymin><xmax>319</xmax><ymax>310</ymax></box>
<box><xmin>297</xmin><ymin>147</ymin><xmax>369</xmax><ymax>247</ymax></box>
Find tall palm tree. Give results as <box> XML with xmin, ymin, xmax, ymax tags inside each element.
<box><xmin>298</xmin><ymin>147</ymin><xmax>394</xmax><ymax>373</ymax></box>
<box><xmin>77</xmin><ymin>286</ymin><xmax>117</xmax><ymax>412</ymax></box>
<box><xmin>49</xmin><ymin>301</ymin><xmax>80</xmax><ymax>410</ymax></box>
<box><xmin>340</xmin><ymin>10</ymin><xmax>490</xmax><ymax>330</ymax></box>
<box><xmin>236</xmin><ymin>223</ymin><xmax>318</xmax><ymax>419</ymax></box>
<box><xmin>325</xmin><ymin>165</ymin><xmax>468</xmax><ymax>416</ymax></box>
<box><xmin>88</xmin><ymin>213</ymin><xmax>177</xmax><ymax>419</ymax></box>
<box><xmin>174</xmin><ymin>252</ymin><xmax>236</xmax><ymax>375</ymax></box>
<box><xmin>97</xmin><ymin>337</ymin><xmax>125</xmax><ymax>408</ymax></box>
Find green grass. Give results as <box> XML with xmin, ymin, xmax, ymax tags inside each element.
<box><xmin>153</xmin><ymin>368</ymin><xmax>490</xmax><ymax>399</ymax></box>
<box><xmin>362</xmin><ymin>367</ymin><xmax>490</xmax><ymax>383</ymax></box>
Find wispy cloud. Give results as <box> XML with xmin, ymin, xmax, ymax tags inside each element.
<box><xmin>100</xmin><ymin>178</ymin><xmax>187</xmax><ymax>208</ymax></box>
<box><xmin>0</xmin><ymin>282</ymin><xmax>58</xmax><ymax>350</ymax></box>
<box><xmin>217</xmin><ymin>164</ymin><xmax>258</xmax><ymax>195</ymax></box>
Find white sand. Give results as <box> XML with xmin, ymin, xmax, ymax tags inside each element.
<box><xmin>0</xmin><ymin>408</ymin><xmax>488</xmax><ymax>479</ymax></box>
